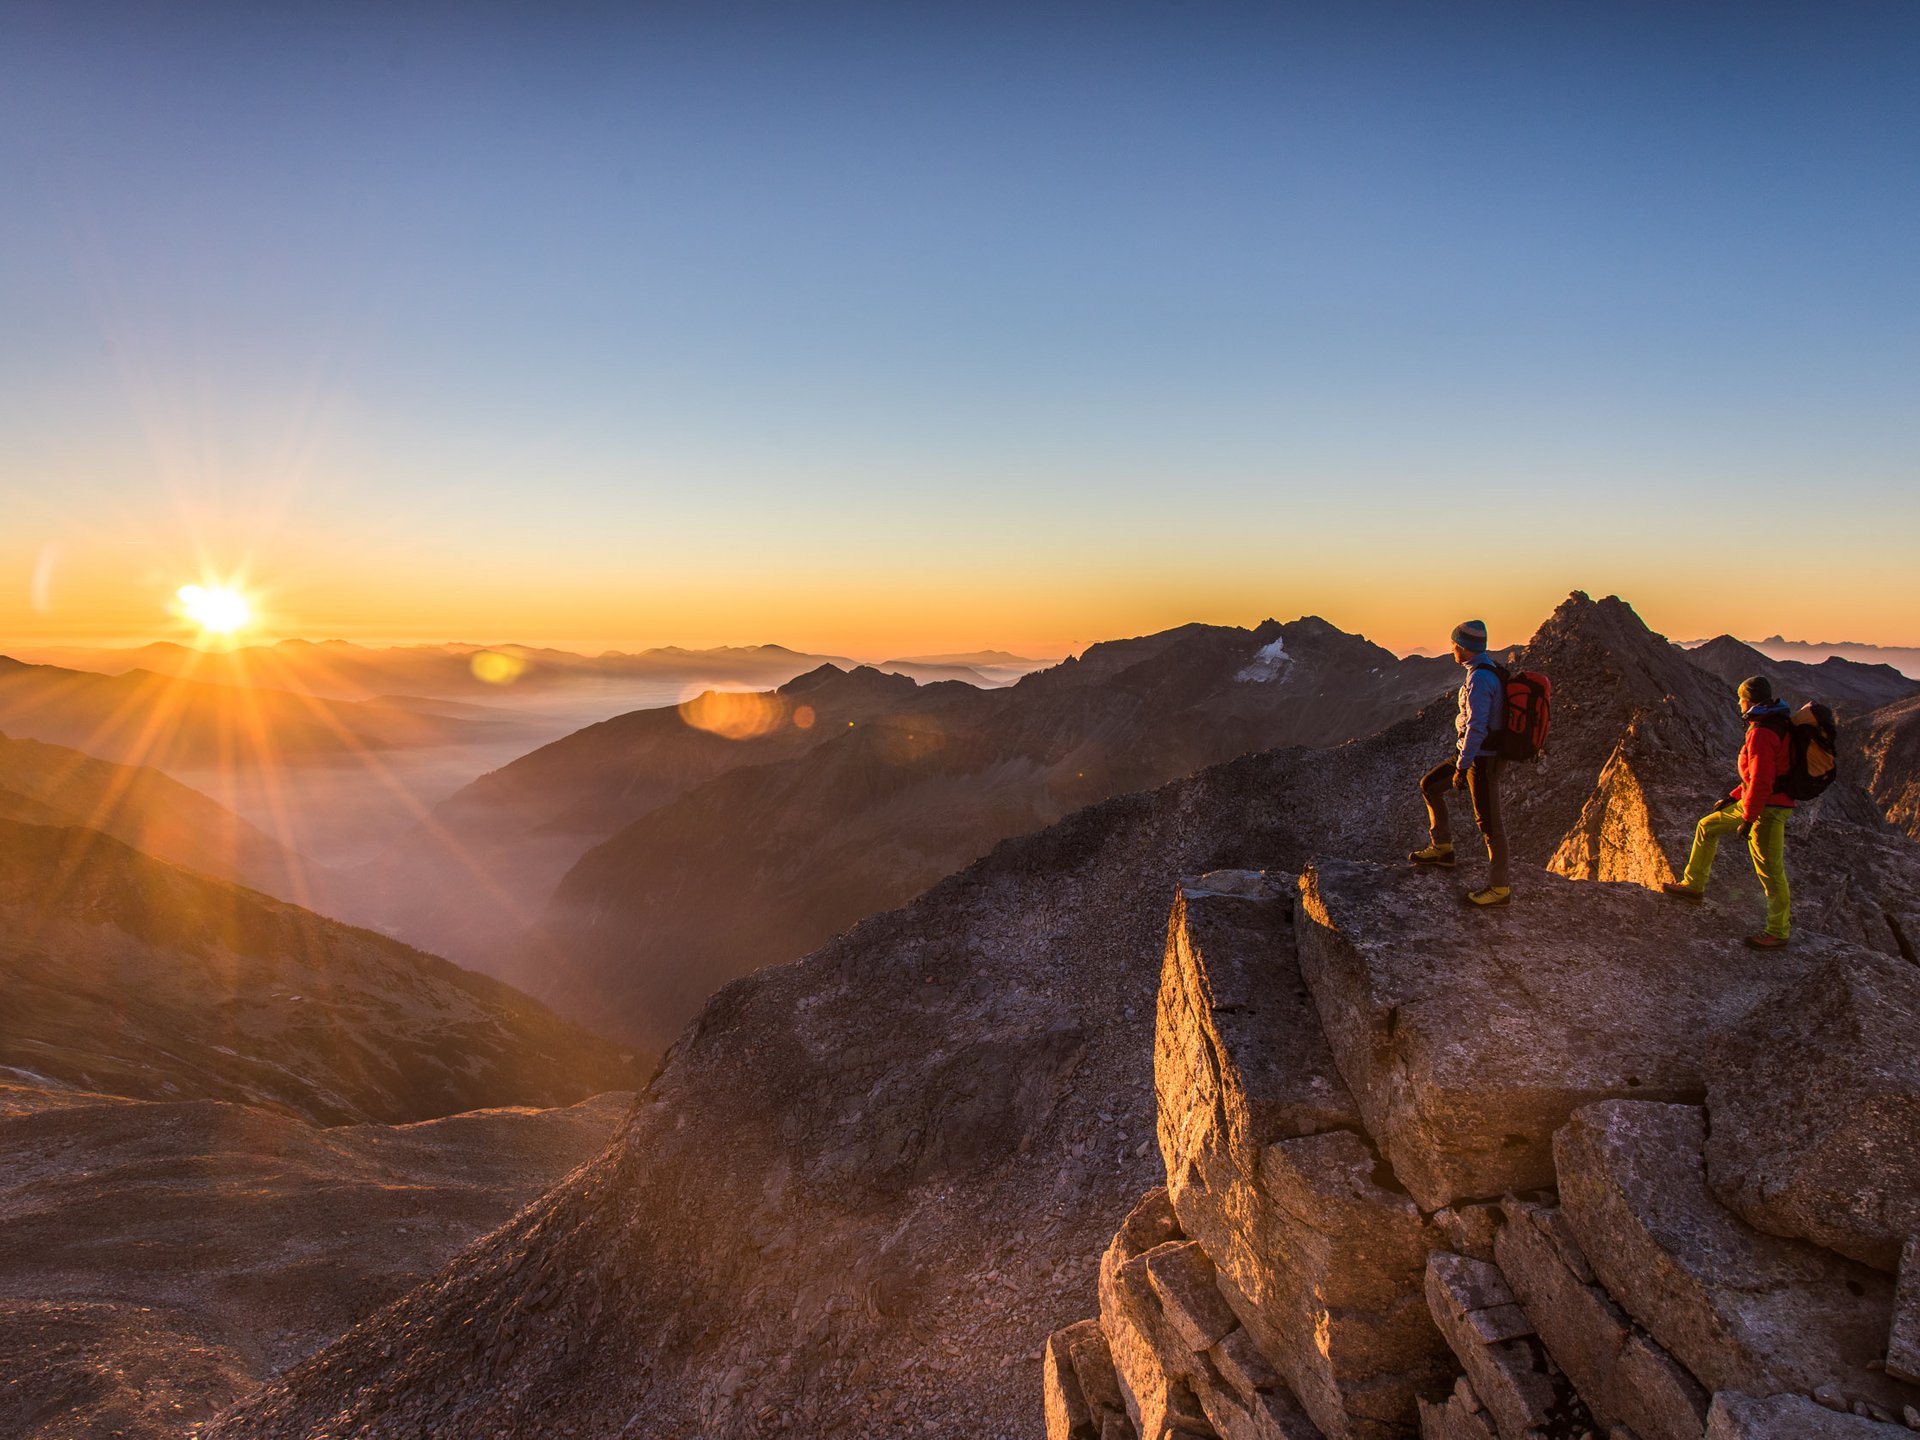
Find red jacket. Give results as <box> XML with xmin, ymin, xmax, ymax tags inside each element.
<box><xmin>1731</xmin><ymin>712</ymin><xmax>1795</xmax><ymax>820</ymax></box>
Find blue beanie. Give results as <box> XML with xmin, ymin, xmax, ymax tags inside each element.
<box><xmin>1451</xmin><ymin>619</ymin><xmax>1488</xmax><ymax>654</ymax></box>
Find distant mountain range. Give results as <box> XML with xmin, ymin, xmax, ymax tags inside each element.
<box><xmin>0</xmin><ymin>732</ymin><xmax>313</xmax><ymax>900</ymax></box>
<box><xmin>0</xmin><ymin>656</ymin><xmax>525</xmax><ymax>769</ymax></box>
<box><xmin>1681</xmin><ymin>633</ymin><xmax>1920</xmax><ymax>712</ymax></box>
<box><xmin>334</xmin><ymin>616</ymin><xmax>1462</xmax><ymax>1051</ymax></box>
<box><xmin>8</xmin><ymin>638</ymin><xmax>1058</xmax><ymax>702</ymax></box>
<box><xmin>1681</xmin><ymin>634</ymin><xmax>1920</xmax><ymax>680</ymax></box>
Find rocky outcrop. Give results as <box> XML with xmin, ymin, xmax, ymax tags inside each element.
<box><xmin>1048</xmin><ymin>869</ymin><xmax>1920</xmax><ymax>1440</ymax></box>
<box><xmin>1555</xmin><ymin>1101</ymin><xmax>1908</xmax><ymax>1413</ymax></box>
<box><xmin>1153</xmin><ymin>877</ymin><xmax>1448</xmax><ymax>1438</ymax></box>
<box><xmin>1854</xmin><ymin>696</ymin><xmax>1920</xmax><ymax>845</ymax></box>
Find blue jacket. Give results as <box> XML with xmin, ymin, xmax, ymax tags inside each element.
<box><xmin>1456</xmin><ymin>654</ymin><xmax>1505</xmax><ymax>768</ymax></box>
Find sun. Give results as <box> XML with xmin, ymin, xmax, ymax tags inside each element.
<box><xmin>176</xmin><ymin>583</ymin><xmax>253</xmax><ymax>638</ymax></box>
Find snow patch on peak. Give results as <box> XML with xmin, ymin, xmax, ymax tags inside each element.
<box><xmin>1235</xmin><ymin>638</ymin><xmax>1292</xmax><ymax>683</ymax></box>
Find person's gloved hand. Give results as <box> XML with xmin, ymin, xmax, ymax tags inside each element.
<box><xmin>1737</xmin><ymin>818</ymin><xmax>1755</xmax><ymax>841</ymax></box>
<box><xmin>1452</xmin><ymin>767</ymin><xmax>1468</xmax><ymax>791</ymax></box>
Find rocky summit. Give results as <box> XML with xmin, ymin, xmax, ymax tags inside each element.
<box><xmin>185</xmin><ymin>594</ymin><xmax>1920</xmax><ymax>1439</ymax></box>
<box><xmin>1050</xmin><ymin>866</ymin><xmax>1919</xmax><ymax>1440</ymax></box>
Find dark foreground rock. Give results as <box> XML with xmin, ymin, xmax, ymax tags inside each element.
<box><xmin>0</xmin><ymin>1089</ymin><xmax>626</xmax><ymax>1440</ymax></box>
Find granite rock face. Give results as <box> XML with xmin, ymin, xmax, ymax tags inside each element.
<box><xmin>1704</xmin><ymin>1391</ymin><xmax>1913</xmax><ymax>1438</ymax></box>
<box><xmin>1494</xmin><ymin>1199</ymin><xmax>1708</xmax><ymax>1440</ymax></box>
<box><xmin>1705</xmin><ymin>948</ymin><xmax>1920</xmax><ymax>1273</ymax></box>
<box><xmin>1555</xmin><ymin>1101</ymin><xmax>1908</xmax><ymax>1413</ymax></box>
<box><xmin>1153</xmin><ymin>880</ymin><xmax>1447</xmax><ymax>1438</ymax></box>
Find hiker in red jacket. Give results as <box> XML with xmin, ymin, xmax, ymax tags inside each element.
<box><xmin>1660</xmin><ymin>674</ymin><xmax>1793</xmax><ymax>948</ymax></box>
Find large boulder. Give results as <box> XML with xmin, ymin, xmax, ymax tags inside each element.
<box><xmin>1705</xmin><ymin>948</ymin><xmax>1920</xmax><ymax>1273</ymax></box>
<box><xmin>1553</xmin><ymin>1101</ymin><xmax>1915</xmax><ymax>1417</ymax></box>
<box><xmin>1155</xmin><ymin>878</ymin><xmax>1447</xmax><ymax>1438</ymax></box>
<box><xmin>1293</xmin><ymin>860</ymin><xmax>1834</xmax><ymax>1209</ymax></box>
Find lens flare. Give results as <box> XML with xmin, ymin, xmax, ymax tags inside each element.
<box><xmin>176</xmin><ymin>584</ymin><xmax>252</xmax><ymax>636</ymax></box>
<box><xmin>677</xmin><ymin>688</ymin><xmax>786</xmax><ymax>741</ymax></box>
<box><xmin>471</xmin><ymin>650</ymin><xmax>528</xmax><ymax>685</ymax></box>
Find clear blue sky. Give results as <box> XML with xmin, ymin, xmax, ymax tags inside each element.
<box><xmin>2</xmin><ymin>1</ymin><xmax>1917</xmax><ymax>653</ymax></box>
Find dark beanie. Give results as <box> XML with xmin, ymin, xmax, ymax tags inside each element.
<box><xmin>1451</xmin><ymin>620</ymin><xmax>1488</xmax><ymax>654</ymax></box>
<box><xmin>1738</xmin><ymin>675</ymin><xmax>1773</xmax><ymax>706</ymax></box>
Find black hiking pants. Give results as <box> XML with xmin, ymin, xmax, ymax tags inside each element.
<box><xmin>1422</xmin><ymin>755</ymin><xmax>1510</xmax><ymax>888</ymax></box>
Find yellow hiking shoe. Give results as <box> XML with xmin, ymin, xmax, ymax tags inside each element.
<box><xmin>1464</xmin><ymin>885</ymin><xmax>1512</xmax><ymax>908</ymax></box>
<box><xmin>1408</xmin><ymin>842</ymin><xmax>1456</xmax><ymax>867</ymax></box>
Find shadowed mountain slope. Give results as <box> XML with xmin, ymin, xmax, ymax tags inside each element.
<box><xmin>0</xmin><ymin>732</ymin><xmax>315</xmax><ymax>900</ymax></box>
<box><xmin>0</xmin><ymin>1088</ymin><xmax>628</xmax><ymax>1440</ymax></box>
<box><xmin>513</xmin><ymin>618</ymin><xmax>1458</xmax><ymax>1050</ymax></box>
<box><xmin>0</xmin><ymin>817</ymin><xmax>638</xmax><ymax>1123</ymax></box>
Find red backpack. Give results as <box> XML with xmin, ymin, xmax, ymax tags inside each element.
<box><xmin>1488</xmin><ymin>665</ymin><xmax>1552</xmax><ymax>761</ymax></box>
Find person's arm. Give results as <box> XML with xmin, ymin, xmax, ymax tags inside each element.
<box><xmin>1458</xmin><ymin>668</ymin><xmax>1497</xmax><ymax>769</ymax></box>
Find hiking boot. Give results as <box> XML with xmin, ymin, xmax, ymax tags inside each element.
<box><xmin>1408</xmin><ymin>842</ymin><xmax>1456</xmax><ymax>867</ymax></box>
<box><xmin>1744</xmin><ymin>932</ymin><xmax>1789</xmax><ymax>951</ymax></box>
<box><xmin>1660</xmin><ymin>882</ymin><xmax>1704</xmax><ymax>902</ymax></box>
<box><xmin>1463</xmin><ymin>885</ymin><xmax>1512</xmax><ymax>908</ymax></box>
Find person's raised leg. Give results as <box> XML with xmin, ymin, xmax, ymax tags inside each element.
<box><xmin>1665</xmin><ymin>802</ymin><xmax>1738</xmax><ymax>899</ymax></box>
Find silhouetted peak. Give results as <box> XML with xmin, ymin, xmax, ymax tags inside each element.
<box><xmin>778</xmin><ymin>663</ymin><xmax>916</xmax><ymax>699</ymax></box>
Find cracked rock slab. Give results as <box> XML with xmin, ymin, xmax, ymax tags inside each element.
<box><xmin>1424</xmin><ymin>1251</ymin><xmax>1592</xmax><ymax>1439</ymax></box>
<box><xmin>1294</xmin><ymin>860</ymin><xmax>1834</xmax><ymax>1211</ymax></box>
<box><xmin>1496</xmin><ymin>1199</ymin><xmax>1709</xmax><ymax>1440</ymax></box>
<box><xmin>1555</xmin><ymin>1101</ymin><xmax>1916</xmax><ymax>1417</ymax></box>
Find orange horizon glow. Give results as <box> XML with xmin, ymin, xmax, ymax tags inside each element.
<box><xmin>6</xmin><ymin>518</ymin><xmax>1916</xmax><ymax>661</ymax></box>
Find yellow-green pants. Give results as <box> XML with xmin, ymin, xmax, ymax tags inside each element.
<box><xmin>1679</xmin><ymin>801</ymin><xmax>1791</xmax><ymax>939</ymax></box>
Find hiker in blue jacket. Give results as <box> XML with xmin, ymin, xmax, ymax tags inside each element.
<box><xmin>1410</xmin><ymin>619</ymin><xmax>1512</xmax><ymax>907</ymax></box>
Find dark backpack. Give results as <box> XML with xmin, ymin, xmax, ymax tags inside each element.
<box><xmin>1487</xmin><ymin>664</ymin><xmax>1552</xmax><ymax>761</ymax></box>
<box><xmin>1773</xmin><ymin>702</ymin><xmax>1839</xmax><ymax>801</ymax></box>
